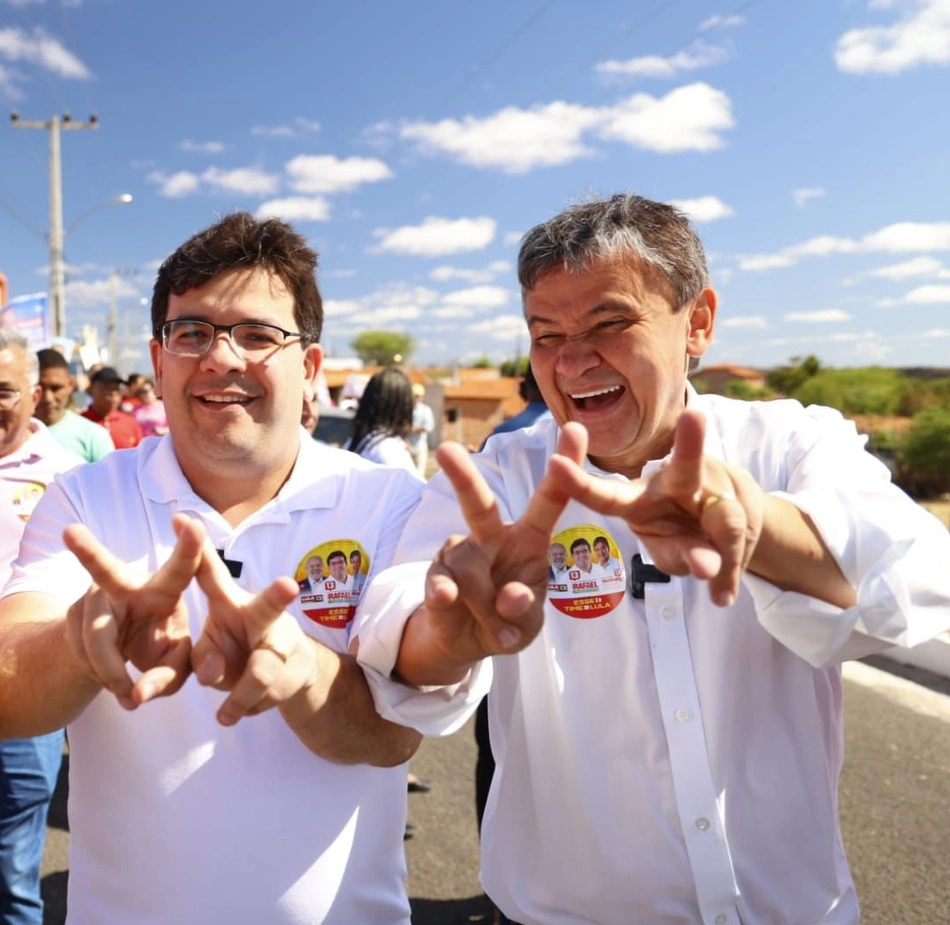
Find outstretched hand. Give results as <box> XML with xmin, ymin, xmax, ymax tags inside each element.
<box><xmin>190</xmin><ymin>535</ymin><xmax>316</xmax><ymax>727</ymax></box>
<box><xmin>63</xmin><ymin>513</ymin><xmax>204</xmax><ymax>710</ymax></box>
<box><xmin>549</xmin><ymin>408</ymin><xmax>765</xmax><ymax>606</ymax></box>
<box><xmin>416</xmin><ymin>423</ymin><xmax>588</xmax><ymax>669</ymax></box>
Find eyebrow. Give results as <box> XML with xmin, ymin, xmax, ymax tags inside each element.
<box><xmin>526</xmin><ymin>301</ymin><xmax>632</xmax><ymax>328</ymax></box>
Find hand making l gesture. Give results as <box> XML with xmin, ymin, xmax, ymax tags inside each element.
<box><xmin>63</xmin><ymin>513</ymin><xmax>205</xmax><ymax>710</ymax></box>
<box><xmin>548</xmin><ymin>408</ymin><xmax>766</xmax><ymax>607</ymax></box>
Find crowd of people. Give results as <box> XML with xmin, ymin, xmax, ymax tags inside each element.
<box><xmin>1</xmin><ymin>195</ymin><xmax>949</xmax><ymax>925</ymax></box>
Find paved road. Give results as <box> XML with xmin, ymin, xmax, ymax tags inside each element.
<box><xmin>40</xmin><ymin>658</ymin><xmax>950</xmax><ymax>924</ymax></box>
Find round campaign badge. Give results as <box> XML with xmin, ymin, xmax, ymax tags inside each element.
<box><xmin>547</xmin><ymin>525</ymin><xmax>626</xmax><ymax>619</ymax></box>
<box><xmin>11</xmin><ymin>481</ymin><xmax>46</xmax><ymax>523</ymax></box>
<box><xmin>295</xmin><ymin>541</ymin><xmax>370</xmax><ymax>629</ymax></box>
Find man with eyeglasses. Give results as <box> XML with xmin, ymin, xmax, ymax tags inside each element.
<box><xmin>0</xmin><ymin>213</ymin><xmax>423</xmax><ymax>924</ymax></box>
<box><xmin>0</xmin><ymin>330</ymin><xmax>82</xmax><ymax>925</ymax></box>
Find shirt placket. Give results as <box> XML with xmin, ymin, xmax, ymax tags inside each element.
<box><xmin>645</xmin><ymin>575</ymin><xmax>741</xmax><ymax>925</ymax></box>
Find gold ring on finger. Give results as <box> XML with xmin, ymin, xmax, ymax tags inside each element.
<box><xmin>700</xmin><ymin>489</ymin><xmax>737</xmax><ymax>515</ymax></box>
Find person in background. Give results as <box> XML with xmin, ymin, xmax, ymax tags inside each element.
<box><xmin>132</xmin><ymin>378</ymin><xmax>168</xmax><ymax>438</ymax></box>
<box><xmin>81</xmin><ymin>367</ymin><xmax>143</xmax><ymax>449</ymax></box>
<box><xmin>344</xmin><ymin>368</ymin><xmax>420</xmax><ymax>476</ymax></box>
<box><xmin>35</xmin><ymin>349</ymin><xmax>114</xmax><ymax>462</ymax></box>
<box><xmin>0</xmin><ymin>331</ymin><xmax>82</xmax><ymax>925</ymax></box>
<box><xmin>0</xmin><ymin>212</ymin><xmax>423</xmax><ymax>923</ymax></box>
<box><xmin>408</xmin><ymin>383</ymin><xmax>434</xmax><ymax>477</ymax></box>
<box><xmin>119</xmin><ymin>373</ymin><xmax>145</xmax><ymax>413</ymax></box>
<box><xmin>487</xmin><ymin>364</ymin><xmax>550</xmax><ymax>440</ymax></box>
<box><xmin>355</xmin><ymin>192</ymin><xmax>950</xmax><ymax>925</ymax></box>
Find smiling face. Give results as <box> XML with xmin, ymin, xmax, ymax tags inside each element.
<box><xmin>549</xmin><ymin>543</ymin><xmax>567</xmax><ymax>570</ymax></box>
<box><xmin>328</xmin><ymin>552</ymin><xmax>347</xmax><ymax>583</ymax></box>
<box><xmin>306</xmin><ymin>556</ymin><xmax>324</xmax><ymax>581</ymax></box>
<box><xmin>571</xmin><ymin>541</ymin><xmax>592</xmax><ymax>573</ymax></box>
<box><xmin>0</xmin><ymin>346</ymin><xmax>39</xmax><ymax>458</ymax></box>
<box><xmin>150</xmin><ymin>268</ymin><xmax>322</xmax><ymax>503</ymax></box>
<box><xmin>526</xmin><ymin>257</ymin><xmax>715</xmax><ymax>478</ymax></box>
<box><xmin>594</xmin><ymin>537</ymin><xmax>610</xmax><ymax>566</ymax></box>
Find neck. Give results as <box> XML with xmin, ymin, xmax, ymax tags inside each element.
<box><xmin>177</xmin><ymin>452</ymin><xmax>298</xmax><ymax>528</ymax></box>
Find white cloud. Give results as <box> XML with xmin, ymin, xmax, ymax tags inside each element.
<box><xmin>429</xmin><ymin>262</ymin><xmax>510</xmax><ymax>284</ymax></box>
<box><xmin>441</xmin><ymin>285</ymin><xmax>511</xmax><ymax>309</ymax></box>
<box><xmin>599</xmin><ymin>83</ymin><xmax>735</xmax><ymax>153</ymax></box>
<box><xmin>285</xmin><ymin>154</ymin><xmax>393</xmax><ymax>194</ymax></box>
<box><xmin>147</xmin><ymin>170</ymin><xmax>200</xmax><ymax>198</ymax></box>
<box><xmin>720</xmin><ymin>315</ymin><xmax>768</xmax><ymax>329</ymax></box>
<box><xmin>835</xmin><ymin>0</ymin><xmax>950</xmax><ymax>74</ymax></box>
<box><xmin>739</xmin><ymin>220</ymin><xmax>950</xmax><ymax>271</ymax></box>
<box><xmin>901</xmin><ymin>283</ymin><xmax>950</xmax><ymax>303</ymax></box>
<box><xmin>504</xmin><ymin>231</ymin><xmax>524</xmax><ymax>246</ymax></box>
<box><xmin>920</xmin><ymin>327</ymin><xmax>950</xmax><ymax>337</ymax></box>
<box><xmin>402</xmin><ymin>101</ymin><xmax>602</xmax><ymax>173</ymax></box>
<box><xmin>467</xmin><ymin>314</ymin><xmax>530</xmax><ymax>342</ymax></box>
<box><xmin>669</xmin><ymin>195</ymin><xmax>735</xmax><ymax>223</ymax></box>
<box><xmin>431</xmin><ymin>306</ymin><xmax>476</xmax><ymax>320</ymax></box>
<box><xmin>295</xmin><ymin>117</ymin><xmax>321</xmax><ymax>133</ymax></box>
<box><xmin>700</xmin><ymin>14</ymin><xmax>745</xmax><ymax>31</ymax></box>
<box><xmin>324</xmin><ymin>284</ymin><xmax>440</xmax><ymax>328</ymax></box>
<box><xmin>792</xmin><ymin>187</ymin><xmax>826</xmax><ymax>207</ymax></box>
<box><xmin>200</xmin><ymin>166</ymin><xmax>280</xmax><ymax>196</ymax></box>
<box><xmin>65</xmin><ymin>276</ymin><xmax>139</xmax><ymax>309</ymax></box>
<box><xmin>597</xmin><ymin>42</ymin><xmax>729</xmax><ymax>80</ymax></box>
<box><xmin>0</xmin><ymin>26</ymin><xmax>90</xmax><ymax>79</ymax></box>
<box><xmin>255</xmin><ymin>196</ymin><xmax>331</xmax><ymax>222</ymax></box>
<box><xmin>180</xmin><ymin>140</ymin><xmax>225</xmax><ymax>154</ymax></box>
<box><xmin>783</xmin><ymin>309</ymin><xmax>854</xmax><ymax>322</ymax></box>
<box><xmin>373</xmin><ymin>216</ymin><xmax>496</xmax><ymax>256</ymax></box>
<box><xmin>868</xmin><ymin>255</ymin><xmax>946</xmax><ymax>278</ymax></box>
<box><xmin>0</xmin><ymin>61</ymin><xmax>22</xmax><ymax>99</ymax></box>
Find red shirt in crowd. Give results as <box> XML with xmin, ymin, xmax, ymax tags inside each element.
<box><xmin>81</xmin><ymin>408</ymin><xmax>143</xmax><ymax>449</ymax></box>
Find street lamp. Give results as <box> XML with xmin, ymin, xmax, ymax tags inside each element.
<box><xmin>51</xmin><ymin>193</ymin><xmax>133</xmax><ymax>339</ymax></box>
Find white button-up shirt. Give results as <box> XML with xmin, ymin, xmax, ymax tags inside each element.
<box><xmin>357</xmin><ymin>393</ymin><xmax>950</xmax><ymax>925</ymax></box>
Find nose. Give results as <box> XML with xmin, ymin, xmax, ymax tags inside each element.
<box><xmin>199</xmin><ymin>330</ymin><xmax>247</xmax><ymax>372</ymax></box>
<box><xmin>554</xmin><ymin>333</ymin><xmax>601</xmax><ymax>380</ymax></box>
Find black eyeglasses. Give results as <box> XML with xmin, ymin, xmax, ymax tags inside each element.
<box><xmin>160</xmin><ymin>320</ymin><xmax>306</xmax><ymax>357</ymax></box>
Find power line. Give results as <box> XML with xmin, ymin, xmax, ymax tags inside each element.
<box><xmin>432</xmin><ymin>0</ymin><xmax>559</xmax><ymax>113</ymax></box>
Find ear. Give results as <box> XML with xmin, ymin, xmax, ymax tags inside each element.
<box><xmin>303</xmin><ymin>342</ymin><xmax>323</xmax><ymax>398</ymax></box>
<box><xmin>686</xmin><ymin>286</ymin><xmax>716</xmax><ymax>358</ymax></box>
<box><xmin>149</xmin><ymin>338</ymin><xmax>163</xmax><ymax>399</ymax></box>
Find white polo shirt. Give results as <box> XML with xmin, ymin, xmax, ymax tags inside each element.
<box><xmin>356</xmin><ymin>395</ymin><xmax>950</xmax><ymax>925</ymax></box>
<box><xmin>5</xmin><ymin>431</ymin><xmax>422</xmax><ymax>925</ymax></box>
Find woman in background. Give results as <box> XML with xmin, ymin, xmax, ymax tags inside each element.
<box><xmin>344</xmin><ymin>367</ymin><xmax>418</xmax><ymax>474</ymax></box>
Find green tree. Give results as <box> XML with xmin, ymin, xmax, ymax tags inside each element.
<box><xmin>725</xmin><ymin>379</ymin><xmax>774</xmax><ymax>401</ymax></box>
<box><xmin>500</xmin><ymin>357</ymin><xmax>530</xmax><ymax>377</ymax></box>
<box><xmin>765</xmin><ymin>355</ymin><xmax>821</xmax><ymax>396</ymax></box>
<box><xmin>350</xmin><ymin>330</ymin><xmax>415</xmax><ymax>366</ymax></box>
<box><xmin>792</xmin><ymin>367</ymin><xmax>903</xmax><ymax>416</ymax></box>
<box><xmin>897</xmin><ymin>408</ymin><xmax>950</xmax><ymax>498</ymax></box>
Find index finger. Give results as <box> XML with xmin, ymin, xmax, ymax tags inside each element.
<box><xmin>518</xmin><ymin>421</ymin><xmax>588</xmax><ymax>537</ymax></box>
<box><xmin>660</xmin><ymin>409</ymin><xmax>706</xmax><ymax>501</ymax></box>
<box><xmin>146</xmin><ymin>514</ymin><xmax>206</xmax><ymax>600</ymax></box>
<box><xmin>435</xmin><ymin>442</ymin><xmax>506</xmax><ymax>545</ymax></box>
<box><xmin>64</xmin><ymin>524</ymin><xmax>139</xmax><ymax>599</ymax></box>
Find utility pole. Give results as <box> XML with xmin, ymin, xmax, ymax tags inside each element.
<box><xmin>10</xmin><ymin>111</ymin><xmax>99</xmax><ymax>339</ymax></box>
<box><xmin>107</xmin><ymin>268</ymin><xmax>138</xmax><ymax>371</ymax></box>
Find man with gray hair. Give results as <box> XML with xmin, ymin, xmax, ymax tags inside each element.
<box><xmin>356</xmin><ymin>193</ymin><xmax>950</xmax><ymax>924</ymax></box>
<box><xmin>0</xmin><ymin>330</ymin><xmax>81</xmax><ymax>924</ymax></box>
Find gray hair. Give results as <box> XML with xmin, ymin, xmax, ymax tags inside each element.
<box><xmin>517</xmin><ymin>192</ymin><xmax>710</xmax><ymax>307</ymax></box>
<box><xmin>0</xmin><ymin>329</ymin><xmax>39</xmax><ymax>386</ymax></box>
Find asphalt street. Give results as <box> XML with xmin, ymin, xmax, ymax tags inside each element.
<box><xmin>39</xmin><ymin>657</ymin><xmax>950</xmax><ymax>925</ymax></box>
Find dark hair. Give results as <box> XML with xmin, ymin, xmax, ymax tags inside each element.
<box><xmin>37</xmin><ymin>348</ymin><xmax>70</xmax><ymax>372</ymax></box>
<box><xmin>327</xmin><ymin>550</ymin><xmax>346</xmax><ymax>566</ymax></box>
<box><xmin>348</xmin><ymin>367</ymin><xmax>414</xmax><ymax>456</ymax></box>
<box><xmin>570</xmin><ymin>537</ymin><xmax>591</xmax><ymax>555</ymax></box>
<box><xmin>151</xmin><ymin>212</ymin><xmax>323</xmax><ymax>344</ymax></box>
<box><xmin>518</xmin><ymin>193</ymin><xmax>709</xmax><ymax>309</ymax></box>
<box><xmin>519</xmin><ymin>363</ymin><xmax>545</xmax><ymax>404</ymax></box>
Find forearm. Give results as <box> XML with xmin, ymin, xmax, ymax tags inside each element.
<box><xmin>748</xmin><ymin>495</ymin><xmax>856</xmax><ymax>610</ymax></box>
<box><xmin>394</xmin><ymin>605</ymin><xmax>480</xmax><ymax>687</ymax></box>
<box><xmin>280</xmin><ymin>641</ymin><xmax>421</xmax><ymax>767</ymax></box>
<box><xmin>0</xmin><ymin>596</ymin><xmax>101</xmax><ymax>737</ymax></box>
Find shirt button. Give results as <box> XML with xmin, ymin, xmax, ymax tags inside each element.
<box><xmin>660</xmin><ymin>606</ymin><xmax>674</xmax><ymax>620</ymax></box>
<box><xmin>674</xmin><ymin>708</ymin><xmax>691</xmax><ymax>723</ymax></box>
<box><xmin>695</xmin><ymin>817</ymin><xmax>710</xmax><ymax>831</ymax></box>
<box><xmin>715</xmin><ymin>916</ymin><xmax>728</xmax><ymax>924</ymax></box>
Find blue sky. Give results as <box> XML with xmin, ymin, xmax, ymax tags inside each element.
<box><xmin>2</xmin><ymin>0</ymin><xmax>949</xmax><ymax>373</ymax></box>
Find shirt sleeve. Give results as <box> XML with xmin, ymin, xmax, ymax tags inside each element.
<box><xmin>740</xmin><ymin>403</ymin><xmax>950</xmax><ymax>667</ymax></box>
<box><xmin>354</xmin><ymin>467</ymin><xmax>497</xmax><ymax>735</ymax></box>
